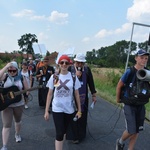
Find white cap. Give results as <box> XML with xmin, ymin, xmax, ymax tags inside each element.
<box><xmin>74</xmin><ymin>53</ymin><xmax>86</xmax><ymax>62</ymax></box>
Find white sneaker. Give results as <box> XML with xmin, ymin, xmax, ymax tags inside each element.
<box><xmin>24</xmin><ymin>104</ymin><xmax>29</xmax><ymax>109</ymax></box>
<box><xmin>1</xmin><ymin>146</ymin><xmax>7</xmax><ymax>150</ymax></box>
<box><xmin>15</xmin><ymin>134</ymin><xmax>21</xmax><ymax>143</ymax></box>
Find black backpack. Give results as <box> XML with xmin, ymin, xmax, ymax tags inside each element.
<box><xmin>120</xmin><ymin>66</ymin><xmax>150</xmax><ymax>105</ymax></box>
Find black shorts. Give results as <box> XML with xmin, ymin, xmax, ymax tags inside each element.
<box><xmin>52</xmin><ymin>112</ymin><xmax>74</xmax><ymax>141</ymax></box>
<box><xmin>123</xmin><ymin>104</ymin><xmax>145</xmax><ymax>134</ymax></box>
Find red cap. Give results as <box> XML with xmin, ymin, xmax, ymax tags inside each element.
<box><xmin>58</xmin><ymin>55</ymin><xmax>71</xmax><ymax>64</ymax></box>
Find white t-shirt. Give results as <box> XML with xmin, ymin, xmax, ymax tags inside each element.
<box><xmin>46</xmin><ymin>72</ymin><xmax>81</xmax><ymax>114</ymax></box>
<box><xmin>21</xmin><ymin>70</ymin><xmax>31</xmax><ymax>87</ymax></box>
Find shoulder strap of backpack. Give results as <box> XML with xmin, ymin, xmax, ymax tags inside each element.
<box><xmin>4</xmin><ymin>74</ymin><xmax>9</xmax><ymax>84</ymax></box>
<box><xmin>71</xmin><ymin>72</ymin><xmax>76</xmax><ymax>87</ymax></box>
<box><xmin>28</xmin><ymin>70</ymin><xmax>31</xmax><ymax>76</ymax></box>
<box><xmin>70</xmin><ymin>70</ymin><xmax>77</xmax><ymax>109</ymax></box>
<box><xmin>0</xmin><ymin>74</ymin><xmax>9</xmax><ymax>87</ymax></box>
<box><xmin>19</xmin><ymin>73</ymin><xmax>24</xmax><ymax>89</ymax></box>
<box><xmin>16</xmin><ymin>70</ymin><xmax>24</xmax><ymax>89</ymax></box>
<box><xmin>125</xmin><ymin>66</ymin><xmax>136</xmax><ymax>86</ymax></box>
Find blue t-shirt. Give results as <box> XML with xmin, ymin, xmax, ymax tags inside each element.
<box><xmin>121</xmin><ymin>68</ymin><xmax>136</xmax><ymax>98</ymax></box>
<box><xmin>121</xmin><ymin>68</ymin><xmax>132</xmax><ymax>84</ymax></box>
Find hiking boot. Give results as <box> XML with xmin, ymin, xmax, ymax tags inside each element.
<box><xmin>15</xmin><ymin>134</ymin><xmax>21</xmax><ymax>143</ymax></box>
<box><xmin>116</xmin><ymin>139</ymin><xmax>125</xmax><ymax>150</ymax></box>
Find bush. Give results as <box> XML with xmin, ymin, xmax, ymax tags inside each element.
<box><xmin>0</xmin><ymin>59</ymin><xmax>4</xmax><ymax>68</ymax></box>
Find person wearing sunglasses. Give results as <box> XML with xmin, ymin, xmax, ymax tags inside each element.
<box><xmin>66</xmin><ymin>53</ymin><xmax>97</xmax><ymax>144</ymax></box>
<box><xmin>44</xmin><ymin>55</ymin><xmax>82</xmax><ymax>150</ymax></box>
<box><xmin>0</xmin><ymin>61</ymin><xmax>28</xmax><ymax>150</ymax></box>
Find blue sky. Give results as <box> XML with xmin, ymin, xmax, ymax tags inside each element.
<box><xmin>0</xmin><ymin>0</ymin><xmax>150</xmax><ymax>55</ymax></box>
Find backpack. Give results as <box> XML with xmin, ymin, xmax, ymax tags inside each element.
<box><xmin>120</xmin><ymin>66</ymin><xmax>150</xmax><ymax>105</ymax></box>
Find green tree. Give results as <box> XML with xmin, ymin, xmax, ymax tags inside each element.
<box><xmin>96</xmin><ymin>47</ymin><xmax>107</xmax><ymax>59</ymax></box>
<box><xmin>18</xmin><ymin>33</ymin><xmax>38</xmax><ymax>58</ymax></box>
<box><xmin>138</xmin><ymin>40</ymin><xmax>149</xmax><ymax>51</ymax></box>
<box><xmin>86</xmin><ymin>40</ymin><xmax>137</xmax><ymax>68</ymax></box>
<box><xmin>86</xmin><ymin>51</ymin><xmax>93</xmax><ymax>64</ymax></box>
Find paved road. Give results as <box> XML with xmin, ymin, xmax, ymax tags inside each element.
<box><xmin>0</xmin><ymin>81</ymin><xmax>150</xmax><ymax>150</ymax></box>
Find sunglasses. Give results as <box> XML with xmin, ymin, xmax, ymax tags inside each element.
<box><xmin>60</xmin><ymin>61</ymin><xmax>69</xmax><ymax>65</ymax></box>
<box><xmin>76</xmin><ymin>61</ymin><xmax>84</xmax><ymax>64</ymax></box>
<box><xmin>8</xmin><ymin>70</ymin><xmax>17</xmax><ymax>73</ymax></box>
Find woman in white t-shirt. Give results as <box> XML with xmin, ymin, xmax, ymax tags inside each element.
<box><xmin>21</xmin><ymin>62</ymin><xmax>33</xmax><ymax>109</ymax></box>
<box><xmin>44</xmin><ymin>55</ymin><xmax>82</xmax><ymax>150</ymax></box>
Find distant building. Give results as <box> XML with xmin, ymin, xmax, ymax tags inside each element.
<box><xmin>0</xmin><ymin>51</ymin><xmax>58</xmax><ymax>66</ymax></box>
<box><xmin>0</xmin><ymin>52</ymin><xmax>33</xmax><ymax>60</ymax></box>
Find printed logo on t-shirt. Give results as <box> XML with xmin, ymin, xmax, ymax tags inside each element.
<box><xmin>56</xmin><ymin>79</ymin><xmax>70</xmax><ymax>97</ymax></box>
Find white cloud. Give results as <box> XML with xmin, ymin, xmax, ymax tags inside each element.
<box><xmin>12</xmin><ymin>9</ymin><xmax>69</xmax><ymax>24</ymax></box>
<box><xmin>95</xmin><ymin>29</ymin><xmax>112</xmax><ymax>38</ymax></box>
<box><xmin>12</xmin><ymin>9</ymin><xmax>34</xmax><ymax>18</ymax></box>
<box><xmin>127</xmin><ymin>0</ymin><xmax>150</xmax><ymax>22</ymax></box>
<box><xmin>12</xmin><ymin>9</ymin><xmax>46</xmax><ymax>21</ymax></box>
<box><xmin>114</xmin><ymin>23</ymin><xmax>131</xmax><ymax>34</ymax></box>
<box><xmin>82</xmin><ymin>37</ymin><xmax>90</xmax><ymax>42</ymax></box>
<box><xmin>48</xmin><ymin>11</ymin><xmax>69</xmax><ymax>24</ymax></box>
<box><xmin>95</xmin><ymin>23</ymin><xmax>131</xmax><ymax>39</ymax></box>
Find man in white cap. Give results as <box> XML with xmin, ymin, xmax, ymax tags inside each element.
<box><xmin>66</xmin><ymin>53</ymin><xmax>97</xmax><ymax>143</ymax></box>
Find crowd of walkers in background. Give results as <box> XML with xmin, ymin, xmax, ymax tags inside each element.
<box><xmin>1</xmin><ymin>50</ymin><xmax>149</xmax><ymax>150</ymax></box>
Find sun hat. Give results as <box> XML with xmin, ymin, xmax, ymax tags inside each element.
<box><xmin>136</xmin><ymin>49</ymin><xmax>149</xmax><ymax>56</ymax></box>
<box><xmin>74</xmin><ymin>53</ymin><xmax>86</xmax><ymax>62</ymax></box>
<box><xmin>58</xmin><ymin>55</ymin><xmax>71</xmax><ymax>64</ymax></box>
<box><xmin>10</xmin><ymin>61</ymin><xmax>19</xmax><ymax>70</ymax></box>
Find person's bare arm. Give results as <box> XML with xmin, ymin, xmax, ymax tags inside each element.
<box><xmin>74</xmin><ymin>89</ymin><xmax>82</xmax><ymax>119</ymax></box>
<box><xmin>44</xmin><ymin>89</ymin><xmax>53</xmax><ymax>121</ymax></box>
<box><xmin>116</xmin><ymin>79</ymin><xmax>124</xmax><ymax>103</ymax></box>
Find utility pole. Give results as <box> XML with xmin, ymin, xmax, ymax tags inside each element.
<box><xmin>125</xmin><ymin>22</ymin><xmax>150</xmax><ymax>72</ymax></box>
<box><xmin>147</xmin><ymin>33</ymin><xmax>150</xmax><ymax>53</ymax></box>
